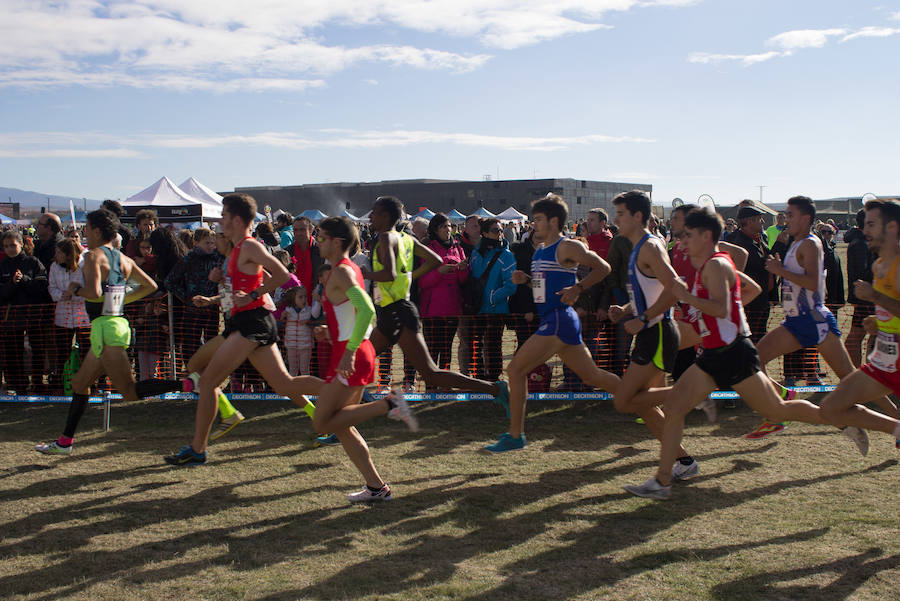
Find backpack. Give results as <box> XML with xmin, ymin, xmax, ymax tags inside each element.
<box><xmin>462</xmin><ymin>250</ymin><xmax>501</xmax><ymax>315</ymax></box>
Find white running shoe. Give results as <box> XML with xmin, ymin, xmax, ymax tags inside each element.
<box><xmin>35</xmin><ymin>441</ymin><xmax>72</xmax><ymax>456</ymax></box>
<box><xmin>386</xmin><ymin>389</ymin><xmax>419</xmax><ymax>432</ymax></box>
<box><xmin>348</xmin><ymin>484</ymin><xmax>393</xmax><ymax>503</ymax></box>
<box><xmin>624</xmin><ymin>477</ymin><xmax>671</xmax><ymax>500</ymax></box>
<box><xmin>842</xmin><ymin>426</ymin><xmax>870</xmax><ymax>457</ymax></box>
<box><xmin>671</xmin><ymin>460</ymin><xmax>700</xmax><ymax>481</ymax></box>
<box><xmin>699</xmin><ymin>398</ymin><xmax>717</xmax><ymax>423</ymax></box>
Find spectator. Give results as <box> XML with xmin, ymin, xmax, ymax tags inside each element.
<box><xmin>503</xmin><ymin>221</ymin><xmax>518</xmax><ymax>244</ymax></box>
<box><xmin>469</xmin><ymin>217</ymin><xmax>516</xmax><ymax>381</ymax></box>
<box><xmin>34</xmin><ymin>212</ymin><xmax>64</xmax><ymax>271</ymax></box>
<box><xmin>729</xmin><ymin>205</ymin><xmax>772</xmax><ymax>343</ymax></box>
<box><xmin>101</xmin><ymin>199</ymin><xmax>132</xmax><ymax>250</ymax></box>
<box><xmin>276</xmin><ymin>212</ymin><xmax>294</xmax><ymax>249</ymax></box>
<box><xmin>287</xmin><ymin>216</ymin><xmax>323</xmax><ymax>306</ymax></box>
<box><xmin>411</xmin><ymin>217</ymin><xmax>428</xmax><ymax>241</ymax></box>
<box><xmin>585</xmin><ymin>208</ymin><xmax>612</xmax><ymax>259</ymax></box>
<box><xmin>844</xmin><ymin>209</ymin><xmax>875</xmax><ymax>366</ymax></box>
<box><xmin>821</xmin><ymin>224</ymin><xmax>844</xmax><ymax>312</ymax></box>
<box><xmin>254</xmin><ymin>222</ymin><xmax>279</xmax><ymax>253</ymax></box>
<box><xmin>177</xmin><ymin>228</ymin><xmax>194</xmax><ymax>251</ymax></box>
<box><xmin>125</xmin><ymin>209</ymin><xmax>158</xmax><ymax>263</ymax></box>
<box><xmin>0</xmin><ymin>230</ymin><xmax>49</xmax><ymax>393</ymax></box>
<box><xmin>507</xmin><ymin>224</ymin><xmax>542</xmax><ymax>350</ymax></box>
<box><xmin>280</xmin><ymin>286</ymin><xmax>314</xmax><ymax>376</ymax></box>
<box><xmin>418</xmin><ymin>213</ymin><xmax>468</xmax><ymax>371</ymax></box>
<box><xmin>766</xmin><ymin>212</ymin><xmax>786</xmax><ymax>249</ymax></box>
<box><xmin>598</xmin><ymin>230</ymin><xmax>633</xmax><ymax>375</ymax></box>
<box><xmin>48</xmin><ymin>238</ymin><xmax>91</xmax><ymax>392</ymax></box>
<box><xmin>457</xmin><ymin>215</ymin><xmax>482</xmax><ymax>375</ymax></box>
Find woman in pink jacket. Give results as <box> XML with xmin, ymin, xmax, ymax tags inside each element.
<box><xmin>418</xmin><ymin>213</ymin><xmax>468</xmax><ymax>371</ymax></box>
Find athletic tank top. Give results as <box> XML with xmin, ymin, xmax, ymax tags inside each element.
<box><xmin>781</xmin><ymin>234</ymin><xmax>825</xmax><ymax>318</ymax></box>
<box><xmin>689</xmin><ymin>251</ymin><xmax>751</xmax><ymax>349</ymax></box>
<box><xmin>85</xmin><ymin>246</ymin><xmax>127</xmax><ymax>321</ymax></box>
<box><xmin>226</xmin><ymin>237</ymin><xmax>265</xmax><ymax>316</ymax></box>
<box><xmin>530</xmin><ymin>237</ymin><xmax>576</xmax><ymax>317</ymax></box>
<box><xmin>670</xmin><ymin>239</ymin><xmax>695</xmax><ymax>323</ymax></box>
<box><xmin>627</xmin><ymin>233</ymin><xmax>669</xmax><ymax>327</ymax></box>
<box><xmin>372</xmin><ymin>230</ymin><xmax>414</xmax><ymax>307</ymax></box>
<box><xmin>323</xmin><ymin>258</ymin><xmax>374</xmax><ymax>343</ymax></box>
<box><xmin>867</xmin><ymin>255</ymin><xmax>900</xmax><ymax>372</ymax></box>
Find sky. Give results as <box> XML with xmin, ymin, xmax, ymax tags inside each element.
<box><xmin>0</xmin><ymin>0</ymin><xmax>898</xmax><ymax>208</ymax></box>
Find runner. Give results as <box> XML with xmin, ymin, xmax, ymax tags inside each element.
<box><xmin>483</xmin><ymin>193</ymin><xmax>619</xmax><ymax>452</ymax></box>
<box><xmin>310</xmin><ymin>216</ymin><xmax>418</xmax><ymax>503</ymax></box>
<box><xmin>363</xmin><ymin>196</ymin><xmax>509</xmax><ymax>407</ymax></box>
<box><xmin>163</xmin><ymin>194</ymin><xmax>323</xmax><ymax>466</ymax></box>
<box><xmin>624</xmin><ymin>208</ymin><xmax>843</xmax><ymax>500</ymax></box>
<box><xmin>35</xmin><ymin>208</ymin><xmax>182</xmax><ymax>455</ymax></box>
<box><xmin>817</xmin><ymin>198</ymin><xmax>900</xmax><ymax>447</ymax></box>
<box><xmin>748</xmin><ymin>195</ymin><xmax>896</xmax><ymax>440</ymax></box>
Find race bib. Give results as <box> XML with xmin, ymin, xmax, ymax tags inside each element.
<box><xmin>372</xmin><ymin>285</ymin><xmax>383</xmax><ymax>305</ymax></box>
<box><xmin>782</xmin><ymin>282</ymin><xmax>798</xmax><ymax>317</ymax></box>
<box><xmin>221</xmin><ymin>278</ymin><xmax>234</xmax><ymax>313</ymax></box>
<box><xmin>532</xmin><ymin>272</ymin><xmax>546</xmax><ymax>304</ymax></box>
<box><xmin>869</xmin><ymin>331</ymin><xmax>899</xmax><ymax>373</ymax></box>
<box><xmin>102</xmin><ymin>284</ymin><xmax>125</xmax><ymax>316</ymax></box>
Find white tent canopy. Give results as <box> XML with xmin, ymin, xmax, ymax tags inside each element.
<box><xmin>123</xmin><ymin>176</ymin><xmax>222</xmax><ymax>221</ymax></box>
<box><xmin>497</xmin><ymin>207</ymin><xmax>527</xmax><ymax>221</ymax></box>
<box><xmin>178</xmin><ymin>177</ymin><xmax>223</xmax><ymax>206</ymax></box>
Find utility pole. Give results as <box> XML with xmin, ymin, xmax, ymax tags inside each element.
<box><xmin>758</xmin><ymin>185</ymin><xmax>766</xmax><ymax>204</ymax></box>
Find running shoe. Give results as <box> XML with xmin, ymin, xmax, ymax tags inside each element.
<box><xmin>182</xmin><ymin>372</ymin><xmax>200</xmax><ymax>393</ymax></box>
<box><xmin>209</xmin><ymin>411</ymin><xmax>244</xmax><ymax>442</ymax></box>
<box><xmin>699</xmin><ymin>398</ymin><xmax>717</xmax><ymax>423</ymax></box>
<box><xmin>386</xmin><ymin>389</ymin><xmax>419</xmax><ymax>432</ymax></box>
<box><xmin>842</xmin><ymin>426</ymin><xmax>870</xmax><ymax>456</ymax></box>
<box><xmin>348</xmin><ymin>484</ymin><xmax>393</xmax><ymax>503</ymax></box>
<box><xmin>624</xmin><ymin>477</ymin><xmax>671</xmax><ymax>500</ymax></box>
<box><xmin>314</xmin><ymin>433</ymin><xmax>341</xmax><ymax>447</ymax></box>
<box><xmin>34</xmin><ymin>441</ymin><xmax>72</xmax><ymax>456</ymax></box>
<box><xmin>483</xmin><ymin>432</ymin><xmax>526</xmax><ymax>453</ymax></box>
<box><xmin>163</xmin><ymin>445</ymin><xmax>207</xmax><ymax>466</ymax></box>
<box><xmin>361</xmin><ymin>389</ymin><xmax>376</xmax><ymax>404</ymax></box>
<box><xmin>492</xmin><ymin>380</ymin><xmax>510</xmax><ymax>417</ymax></box>
<box><xmin>671</xmin><ymin>460</ymin><xmax>700</xmax><ymax>481</ymax></box>
<box><xmin>744</xmin><ymin>421</ymin><xmax>789</xmax><ymax>439</ymax></box>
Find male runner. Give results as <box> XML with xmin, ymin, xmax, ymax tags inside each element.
<box><xmin>35</xmin><ymin>209</ymin><xmax>182</xmax><ymax>455</ymax></box>
<box><xmin>624</xmin><ymin>208</ymin><xmax>846</xmax><ymax>500</ymax></box>
<box><xmin>363</xmin><ymin>196</ymin><xmax>509</xmax><ymax>406</ymax></box>
<box><xmin>164</xmin><ymin>194</ymin><xmax>322</xmax><ymax>466</ymax></box>
<box><xmin>483</xmin><ymin>193</ymin><xmax>619</xmax><ymax>452</ymax></box>
<box><xmin>817</xmin><ymin>199</ymin><xmax>900</xmax><ymax>447</ymax></box>
<box><xmin>311</xmin><ymin>216</ymin><xmax>417</xmax><ymax>502</ymax></box>
<box><xmin>749</xmin><ymin>195</ymin><xmax>897</xmax><ymax>440</ymax></box>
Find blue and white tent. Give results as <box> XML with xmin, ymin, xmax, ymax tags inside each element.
<box><xmin>300</xmin><ymin>209</ymin><xmax>329</xmax><ymax>223</ymax></box>
<box><xmin>0</xmin><ymin>213</ymin><xmax>15</xmax><ymax>224</ymax></box>
<box><xmin>414</xmin><ymin>208</ymin><xmax>436</xmax><ymax>220</ymax></box>
<box><xmin>446</xmin><ymin>209</ymin><xmax>467</xmax><ymax>222</ymax></box>
<box><xmin>470</xmin><ymin>207</ymin><xmax>496</xmax><ymax>218</ymax></box>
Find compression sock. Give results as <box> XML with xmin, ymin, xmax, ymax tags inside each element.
<box><xmin>302</xmin><ymin>399</ymin><xmax>315</xmax><ymax>419</ymax></box>
<box><xmin>135</xmin><ymin>378</ymin><xmax>183</xmax><ymax>399</ymax></box>
<box><xmin>62</xmin><ymin>392</ymin><xmax>91</xmax><ymax>438</ymax></box>
<box><xmin>57</xmin><ymin>436</ymin><xmax>74</xmax><ymax>447</ymax></box>
<box><xmin>218</xmin><ymin>392</ymin><xmax>237</xmax><ymax>419</ymax></box>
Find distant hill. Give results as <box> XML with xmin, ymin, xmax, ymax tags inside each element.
<box><xmin>0</xmin><ymin>187</ymin><xmax>102</xmax><ymax>218</ymax></box>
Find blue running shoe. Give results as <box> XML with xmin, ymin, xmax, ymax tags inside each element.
<box><xmin>163</xmin><ymin>445</ymin><xmax>207</xmax><ymax>466</ymax></box>
<box><xmin>493</xmin><ymin>381</ymin><xmax>510</xmax><ymax>417</ymax></box>
<box><xmin>483</xmin><ymin>432</ymin><xmax>525</xmax><ymax>453</ymax></box>
<box><xmin>314</xmin><ymin>433</ymin><xmax>341</xmax><ymax>447</ymax></box>
<box><xmin>361</xmin><ymin>389</ymin><xmax>377</xmax><ymax>404</ymax></box>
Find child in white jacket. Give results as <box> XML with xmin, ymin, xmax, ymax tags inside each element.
<box><xmin>280</xmin><ymin>286</ymin><xmax>315</xmax><ymax>376</ymax></box>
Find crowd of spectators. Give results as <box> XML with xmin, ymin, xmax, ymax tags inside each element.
<box><xmin>0</xmin><ymin>199</ymin><xmax>873</xmax><ymax>396</ymax></box>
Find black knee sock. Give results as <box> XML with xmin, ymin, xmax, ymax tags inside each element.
<box><xmin>135</xmin><ymin>379</ymin><xmax>182</xmax><ymax>399</ymax></box>
<box><xmin>63</xmin><ymin>393</ymin><xmax>91</xmax><ymax>438</ymax></box>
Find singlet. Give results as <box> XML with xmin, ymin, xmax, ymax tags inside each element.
<box><xmin>530</xmin><ymin>237</ymin><xmax>576</xmax><ymax>317</ymax></box>
<box><xmin>867</xmin><ymin>255</ymin><xmax>900</xmax><ymax>372</ymax></box>
<box><xmin>670</xmin><ymin>239</ymin><xmax>695</xmax><ymax>323</ymax></box>
<box><xmin>323</xmin><ymin>258</ymin><xmax>374</xmax><ymax>343</ymax></box>
<box><xmin>688</xmin><ymin>251</ymin><xmax>751</xmax><ymax>349</ymax></box>
<box><xmin>226</xmin><ymin>237</ymin><xmax>265</xmax><ymax>316</ymax></box>
<box><xmin>627</xmin><ymin>233</ymin><xmax>670</xmax><ymax>327</ymax></box>
<box><xmin>372</xmin><ymin>230</ymin><xmax>414</xmax><ymax>307</ymax></box>
<box><xmin>85</xmin><ymin>246</ymin><xmax>127</xmax><ymax>322</ymax></box>
<box><xmin>781</xmin><ymin>233</ymin><xmax>825</xmax><ymax>318</ymax></box>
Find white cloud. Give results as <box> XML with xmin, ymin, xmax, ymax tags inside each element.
<box><xmin>841</xmin><ymin>26</ymin><xmax>900</xmax><ymax>43</ymax></box>
<box><xmin>688</xmin><ymin>51</ymin><xmax>780</xmax><ymax>66</ymax></box>
<box><xmin>0</xmin><ymin>1</ymin><xmax>695</xmax><ymax>91</ymax></box>
<box><xmin>765</xmin><ymin>28</ymin><xmax>846</xmax><ymax>52</ymax></box>
<box><xmin>0</xmin><ymin>128</ymin><xmax>656</xmax><ymax>157</ymax></box>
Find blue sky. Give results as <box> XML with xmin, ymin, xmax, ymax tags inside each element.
<box><xmin>0</xmin><ymin>0</ymin><xmax>898</xmax><ymax>207</ymax></box>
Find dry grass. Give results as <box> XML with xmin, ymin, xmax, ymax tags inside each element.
<box><xmin>2</xmin><ymin>395</ymin><xmax>899</xmax><ymax>601</ymax></box>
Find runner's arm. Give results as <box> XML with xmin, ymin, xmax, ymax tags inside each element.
<box><xmin>366</xmin><ymin>232</ymin><xmax>397</xmax><ymax>282</ymax></box>
<box><xmin>556</xmin><ymin>239</ymin><xmax>610</xmax><ymax>306</ymax></box>
<box><xmin>679</xmin><ymin>258</ymin><xmax>732</xmax><ymax>318</ymax></box>
<box><xmin>344</xmin><ymin>285</ymin><xmax>375</xmax><ymax>351</ymax></box>
<box><xmin>737</xmin><ymin>270</ymin><xmax>762</xmax><ymax>305</ymax></box>
<box><xmin>243</xmin><ymin>240</ymin><xmax>291</xmax><ymax>297</ymax></box>
<box><xmin>770</xmin><ymin>239</ymin><xmax>820</xmax><ymax>291</ymax></box>
<box><xmin>75</xmin><ymin>250</ymin><xmax>103</xmax><ymax>300</ymax></box>
<box><xmin>120</xmin><ymin>254</ymin><xmax>158</xmax><ymax>304</ymax></box>
<box><xmin>720</xmin><ymin>241</ymin><xmax>749</xmax><ymax>271</ymax></box>
<box><xmin>411</xmin><ymin>237</ymin><xmax>442</xmax><ymax>280</ymax></box>
<box><xmin>641</xmin><ymin>239</ymin><xmax>679</xmax><ymax>320</ymax></box>
<box><xmin>854</xmin><ymin>261</ymin><xmax>900</xmax><ymax>318</ymax></box>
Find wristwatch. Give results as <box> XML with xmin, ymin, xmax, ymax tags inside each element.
<box><xmin>638</xmin><ymin>312</ymin><xmax>649</xmax><ymax>324</ymax></box>
<box><xmin>249</xmin><ymin>289</ymin><xmax>260</xmax><ymax>301</ymax></box>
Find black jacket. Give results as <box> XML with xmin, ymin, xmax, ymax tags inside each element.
<box><xmin>822</xmin><ymin>238</ymin><xmax>845</xmax><ymax>306</ymax></box>
<box><xmin>0</xmin><ymin>253</ymin><xmax>50</xmax><ymax>308</ymax></box>
<box><xmin>509</xmin><ymin>239</ymin><xmax>538</xmax><ymax>315</ymax></box>
<box><xmin>33</xmin><ymin>233</ymin><xmax>65</xmax><ymax>272</ymax></box>
<box><xmin>728</xmin><ymin>229</ymin><xmax>771</xmax><ymax>312</ymax></box>
<box><xmin>844</xmin><ymin>227</ymin><xmax>874</xmax><ymax>306</ymax></box>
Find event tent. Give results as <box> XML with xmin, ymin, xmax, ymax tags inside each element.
<box><xmin>0</xmin><ymin>213</ymin><xmax>15</xmax><ymax>224</ymax></box>
<box><xmin>122</xmin><ymin>176</ymin><xmax>223</xmax><ymax>222</ymax></box>
<box><xmin>178</xmin><ymin>177</ymin><xmax>223</xmax><ymax>206</ymax></box>
<box><xmin>300</xmin><ymin>209</ymin><xmax>329</xmax><ymax>222</ymax></box>
<box><xmin>446</xmin><ymin>209</ymin><xmax>467</xmax><ymax>222</ymax></box>
<box><xmin>414</xmin><ymin>208</ymin><xmax>436</xmax><ymax>220</ymax></box>
<box><xmin>470</xmin><ymin>207</ymin><xmax>496</xmax><ymax>218</ymax></box>
<box><xmin>497</xmin><ymin>207</ymin><xmax>527</xmax><ymax>221</ymax></box>
<box><xmin>338</xmin><ymin>209</ymin><xmax>362</xmax><ymax>221</ymax></box>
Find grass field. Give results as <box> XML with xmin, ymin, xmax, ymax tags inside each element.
<box><xmin>2</xmin><ymin>394</ymin><xmax>899</xmax><ymax>601</ymax></box>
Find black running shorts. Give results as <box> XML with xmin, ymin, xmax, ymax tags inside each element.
<box><xmin>222</xmin><ymin>307</ymin><xmax>279</xmax><ymax>346</ymax></box>
<box><xmin>631</xmin><ymin>317</ymin><xmax>680</xmax><ymax>373</ymax></box>
<box><xmin>375</xmin><ymin>299</ymin><xmax>421</xmax><ymax>346</ymax></box>
<box><xmin>695</xmin><ymin>336</ymin><xmax>761</xmax><ymax>390</ymax></box>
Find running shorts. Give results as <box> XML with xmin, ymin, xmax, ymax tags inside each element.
<box><xmin>222</xmin><ymin>307</ymin><xmax>279</xmax><ymax>346</ymax></box>
<box><xmin>860</xmin><ymin>362</ymin><xmax>900</xmax><ymax>397</ymax></box>
<box><xmin>631</xmin><ymin>317</ymin><xmax>679</xmax><ymax>373</ymax></box>
<box><xmin>695</xmin><ymin>336</ymin><xmax>761</xmax><ymax>390</ymax></box>
<box><xmin>782</xmin><ymin>308</ymin><xmax>841</xmax><ymax>348</ymax></box>
<box><xmin>326</xmin><ymin>339</ymin><xmax>376</xmax><ymax>387</ymax></box>
<box><xmin>89</xmin><ymin>315</ymin><xmax>131</xmax><ymax>358</ymax></box>
<box><xmin>535</xmin><ymin>306</ymin><xmax>582</xmax><ymax>346</ymax></box>
<box><xmin>375</xmin><ymin>299</ymin><xmax>421</xmax><ymax>345</ymax></box>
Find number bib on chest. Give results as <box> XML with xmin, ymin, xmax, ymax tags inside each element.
<box><xmin>221</xmin><ymin>278</ymin><xmax>234</xmax><ymax>314</ymax></box>
<box><xmin>532</xmin><ymin>272</ymin><xmax>546</xmax><ymax>304</ymax></box>
<box><xmin>102</xmin><ymin>285</ymin><xmax>125</xmax><ymax>316</ymax></box>
<box><xmin>869</xmin><ymin>331</ymin><xmax>899</xmax><ymax>373</ymax></box>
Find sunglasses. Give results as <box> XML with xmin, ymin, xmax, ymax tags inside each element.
<box><xmin>316</xmin><ymin>234</ymin><xmax>343</xmax><ymax>244</ymax></box>
<box><xmin>488</xmin><ymin>227</ymin><xmax>503</xmax><ymax>233</ymax></box>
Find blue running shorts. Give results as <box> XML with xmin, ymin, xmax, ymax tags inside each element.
<box><xmin>535</xmin><ymin>306</ymin><xmax>582</xmax><ymax>346</ymax></box>
<box><xmin>782</xmin><ymin>307</ymin><xmax>841</xmax><ymax>348</ymax></box>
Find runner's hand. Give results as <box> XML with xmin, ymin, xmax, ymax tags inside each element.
<box><xmin>608</xmin><ymin>305</ymin><xmax>626</xmax><ymax>322</ymax></box>
<box><xmin>338</xmin><ymin>348</ymin><xmax>355</xmax><ymax>378</ymax></box>
<box><xmin>192</xmin><ymin>296</ymin><xmax>212</xmax><ymax>307</ymax></box>
<box><xmin>765</xmin><ymin>253</ymin><xmax>783</xmax><ymax>275</ymax></box>
<box><xmin>511</xmin><ymin>270</ymin><xmax>529</xmax><ymax>285</ymax></box>
<box><xmin>557</xmin><ymin>284</ymin><xmax>580</xmax><ymax>306</ymax></box>
<box><xmin>854</xmin><ymin>280</ymin><xmax>875</xmax><ymax>302</ymax></box>
<box><xmin>670</xmin><ymin>278</ymin><xmax>690</xmax><ymax>302</ymax></box>
<box><xmin>862</xmin><ymin>315</ymin><xmax>878</xmax><ymax>336</ymax></box>
<box><xmin>624</xmin><ymin>318</ymin><xmax>644</xmax><ymax>335</ymax></box>
<box><xmin>233</xmin><ymin>290</ymin><xmax>251</xmax><ymax>308</ymax></box>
